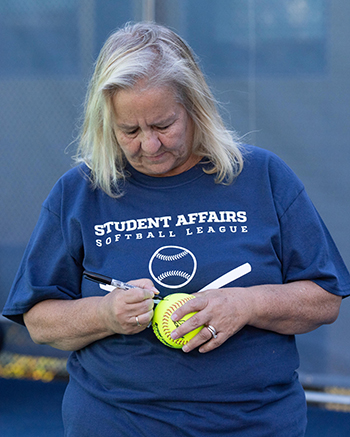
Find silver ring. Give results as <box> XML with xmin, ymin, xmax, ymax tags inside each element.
<box><xmin>207</xmin><ymin>325</ymin><xmax>218</xmax><ymax>339</ymax></box>
<box><xmin>135</xmin><ymin>316</ymin><xmax>141</xmax><ymax>327</ymax></box>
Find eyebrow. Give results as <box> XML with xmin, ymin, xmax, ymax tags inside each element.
<box><xmin>117</xmin><ymin>123</ymin><xmax>138</xmax><ymax>131</ymax></box>
<box><xmin>117</xmin><ymin>114</ymin><xmax>178</xmax><ymax>131</ymax></box>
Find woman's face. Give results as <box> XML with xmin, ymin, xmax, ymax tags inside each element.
<box><xmin>112</xmin><ymin>83</ymin><xmax>199</xmax><ymax>177</ymax></box>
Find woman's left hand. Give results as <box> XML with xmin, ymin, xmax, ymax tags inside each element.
<box><xmin>169</xmin><ymin>281</ymin><xmax>342</xmax><ymax>353</ymax></box>
<box><xmin>170</xmin><ymin>288</ymin><xmax>253</xmax><ymax>353</ymax></box>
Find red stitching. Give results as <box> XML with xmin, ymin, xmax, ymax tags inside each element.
<box><xmin>160</xmin><ymin>296</ymin><xmax>193</xmax><ymax>345</ymax></box>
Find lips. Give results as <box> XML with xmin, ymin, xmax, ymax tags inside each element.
<box><xmin>143</xmin><ymin>151</ymin><xmax>168</xmax><ymax>162</ymax></box>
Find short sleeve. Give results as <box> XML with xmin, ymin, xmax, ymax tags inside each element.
<box><xmin>279</xmin><ymin>187</ymin><xmax>350</xmax><ymax>296</ymax></box>
<box><xmin>2</xmin><ymin>204</ymin><xmax>84</xmax><ymax>325</ymax></box>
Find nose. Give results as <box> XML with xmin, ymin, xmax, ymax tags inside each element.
<box><xmin>141</xmin><ymin>130</ymin><xmax>162</xmax><ymax>154</ymax></box>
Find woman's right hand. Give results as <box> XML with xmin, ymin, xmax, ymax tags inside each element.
<box><xmin>23</xmin><ymin>278</ymin><xmax>159</xmax><ymax>351</ymax></box>
<box><xmin>98</xmin><ymin>278</ymin><xmax>158</xmax><ymax>335</ymax></box>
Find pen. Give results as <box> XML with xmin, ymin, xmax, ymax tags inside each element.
<box><xmin>83</xmin><ymin>270</ymin><xmax>163</xmax><ymax>303</ymax></box>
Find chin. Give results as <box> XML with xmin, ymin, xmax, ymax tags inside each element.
<box><xmin>137</xmin><ymin>162</ymin><xmax>178</xmax><ymax>177</ymax></box>
<box><xmin>144</xmin><ymin>168</ymin><xmax>175</xmax><ymax>177</ymax></box>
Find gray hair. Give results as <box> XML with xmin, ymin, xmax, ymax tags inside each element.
<box><xmin>75</xmin><ymin>22</ymin><xmax>243</xmax><ymax>197</ymax></box>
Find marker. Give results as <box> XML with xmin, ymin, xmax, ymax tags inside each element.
<box><xmin>83</xmin><ymin>271</ymin><xmax>163</xmax><ymax>303</ymax></box>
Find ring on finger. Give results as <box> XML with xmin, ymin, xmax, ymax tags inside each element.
<box><xmin>207</xmin><ymin>324</ymin><xmax>218</xmax><ymax>339</ymax></box>
<box><xmin>135</xmin><ymin>316</ymin><xmax>141</xmax><ymax>327</ymax></box>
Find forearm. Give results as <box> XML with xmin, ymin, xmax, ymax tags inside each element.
<box><xmin>23</xmin><ymin>297</ymin><xmax>113</xmax><ymax>351</ymax></box>
<box><xmin>248</xmin><ymin>280</ymin><xmax>342</xmax><ymax>335</ymax></box>
<box><xmin>169</xmin><ymin>280</ymin><xmax>342</xmax><ymax>354</ymax></box>
<box><xmin>23</xmin><ymin>281</ymin><xmax>156</xmax><ymax>351</ymax></box>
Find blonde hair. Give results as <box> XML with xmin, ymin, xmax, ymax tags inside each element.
<box><xmin>75</xmin><ymin>22</ymin><xmax>244</xmax><ymax>197</ymax></box>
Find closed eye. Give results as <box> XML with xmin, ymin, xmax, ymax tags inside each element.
<box><xmin>125</xmin><ymin>128</ymin><xmax>139</xmax><ymax>135</ymax></box>
<box><xmin>156</xmin><ymin>124</ymin><xmax>171</xmax><ymax>131</ymax></box>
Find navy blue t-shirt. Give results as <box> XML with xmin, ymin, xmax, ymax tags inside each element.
<box><xmin>3</xmin><ymin>146</ymin><xmax>350</xmax><ymax>436</ymax></box>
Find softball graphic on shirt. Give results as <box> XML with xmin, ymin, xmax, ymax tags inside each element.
<box><xmin>148</xmin><ymin>245</ymin><xmax>197</xmax><ymax>289</ymax></box>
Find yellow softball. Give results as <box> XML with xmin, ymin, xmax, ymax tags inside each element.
<box><xmin>152</xmin><ymin>293</ymin><xmax>203</xmax><ymax>348</ymax></box>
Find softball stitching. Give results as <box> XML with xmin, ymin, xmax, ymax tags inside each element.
<box><xmin>161</xmin><ymin>296</ymin><xmax>193</xmax><ymax>346</ymax></box>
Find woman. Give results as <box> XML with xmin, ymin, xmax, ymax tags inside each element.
<box><xmin>3</xmin><ymin>22</ymin><xmax>350</xmax><ymax>436</ymax></box>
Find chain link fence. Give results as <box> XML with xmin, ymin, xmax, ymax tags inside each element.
<box><xmin>1</xmin><ymin>1</ymin><xmax>350</xmax><ymax>402</ymax></box>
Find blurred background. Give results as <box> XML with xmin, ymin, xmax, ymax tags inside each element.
<box><xmin>0</xmin><ymin>0</ymin><xmax>349</xmax><ymax>435</ymax></box>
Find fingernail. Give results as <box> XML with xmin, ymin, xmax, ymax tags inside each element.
<box><xmin>182</xmin><ymin>345</ymin><xmax>189</xmax><ymax>353</ymax></box>
<box><xmin>170</xmin><ymin>331</ymin><xmax>178</xmax><ymax>340</ymax></box>
<box><xmin>171</xmin><ymin>313</ymin><xmax>178</xmax><ymax>322</ymax></box>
